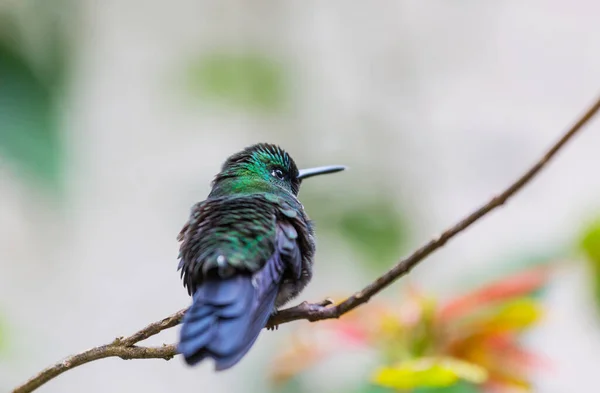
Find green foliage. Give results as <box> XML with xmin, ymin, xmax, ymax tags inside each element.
<box><xmin>0</xmin><ymin>41</ymin><xmax>62</xmax><ymax>189</ymax></box>
<box><xmin>578</xmin><ymin>217</ymin><xmax>600</xmax><ymax>308</ymax></box>
<box><xmin>580</xmin><ymin>218</ymin><xmax>600</xmax><ymax>261</ymax></box>
<box><xmin>0</xmin><ymin>314</ymin><xmax>5</xmax><ymax>354</ymax></box>
<box><xmin>351</xmin><ymin>384</ymin><xmax>393</xmax><ymax>393</ymax></box>
<box><xmin>186</xmin><ymin>52</ymin><xmax>286</xmax><ymax>112</ymax></box>
<box><xmin>305</xmin><ymin>192</ymin><xmax>410</xmax><ymax>271</ymax></box>
<box><xmin>337</xmin><ymin>199</ymin><xmax>408</xmax><ymax>270</ymax></box>
<box><xmin>414</xmin><ymin>382</ymin><xmax>480</xmax><ymax>393</ymax></box>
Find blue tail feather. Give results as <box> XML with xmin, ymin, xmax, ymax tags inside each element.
<box><xmin>180</xmin><ymin>315</ymin><xmax>216</xmax><ymax>340</ymax></box>
<box><xmin>178</xmin><ymin>255</ymin><xmax>284</xmax><ymax>370</ymax></box>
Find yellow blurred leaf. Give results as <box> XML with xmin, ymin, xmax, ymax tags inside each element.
<box><xmin>482</xmin><ymin>298</ymin><xmax>542</xmax><ymax>331</ymax></box>
<box><xmin>451</xmin><ymin>298</ymin><xmax>542</xmax><ymax>340</ymax></box>
<box><xmin>372</xmin><ymin>357</ymin><xmax>488</xmax><ymax>390</ymax></box>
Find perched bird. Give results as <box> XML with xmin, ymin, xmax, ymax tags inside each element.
<box><xmin>176</xmin><ymin>143</ymin><xmax>345</xmax><ymax>371</ymax></box>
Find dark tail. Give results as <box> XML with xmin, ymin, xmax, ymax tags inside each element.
<box><xmin>178</xmin><ymin>259</ymin><xmax>283</xmax><ymax>370</ymax></box>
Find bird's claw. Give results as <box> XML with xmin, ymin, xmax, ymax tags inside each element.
<box><xmin>267</xmin><ymin>309</ymin><xmax>280</xmax><ymax>331</ymax></box>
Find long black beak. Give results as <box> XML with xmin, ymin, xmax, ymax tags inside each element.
<box><xmin>297</xmin><ymin>165</ymin><xmax>347</xmax><ymax>180</ymax></box>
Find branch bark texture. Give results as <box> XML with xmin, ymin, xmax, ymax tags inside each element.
<box><xmin>12</xmin><ymin>94</ymin><xmax>600</xmax><ymax>393</ymax></box>
<box><xmin>12</xmin><ymin>310</ymin><xmax>186</xmax><ymax>393</ymax></box>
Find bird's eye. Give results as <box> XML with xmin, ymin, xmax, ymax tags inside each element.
<box><xmin>271</xmin><ymin>169</ymin><xmax>285</xmax><ymax>180</ymax></box>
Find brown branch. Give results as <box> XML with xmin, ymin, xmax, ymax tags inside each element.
<box><xmin>12</xmin><ymin>309</ymin><xmax>187</xmax><ymax>393</ymax></box>
<box><xmin>12</xmin><ymin>94</ymin><xmax>600</xmax><ymax>393</ymax></box>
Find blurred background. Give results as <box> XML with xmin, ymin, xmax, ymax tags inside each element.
<box><xmin>2</xmin><ymin>1</ymin><xmax>600</xmax><ymax>392</ymax></box>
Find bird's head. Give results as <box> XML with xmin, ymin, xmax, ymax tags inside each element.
<box><xmin>210</xmin><ymin>143</ymin><xmax>346</xmax><ymax>197</ymax></box>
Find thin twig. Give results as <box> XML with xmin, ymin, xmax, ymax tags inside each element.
<box><xmin>12</xmin><ymin>94</ymin><xmax>600</xmax><ymax>393</ymax></box>
<box><xmin>13</xmin><ymin>345</ymin><xmax>178</xmax><ymax>393</ymax></box>
<box><xmin>12</xmin><ymin>309</ymin><xmax>187</xmax><ymax>393</ymax></box>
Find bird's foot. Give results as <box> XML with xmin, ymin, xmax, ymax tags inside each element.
<box><xmin>267</xmin><ymin>309</ymin><xmax>280</xmax><ymax>331</ymax></box>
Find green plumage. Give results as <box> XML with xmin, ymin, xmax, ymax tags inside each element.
<box><xmin>177</xmin><ymin>192</ymin><xmax>313</xmax><ymax>296</ymax></box>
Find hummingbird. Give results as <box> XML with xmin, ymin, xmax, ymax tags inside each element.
<box><xmin>176</xmin><ymin>143</ymin><xmax>345</xmax><ymax>371</ymax></box>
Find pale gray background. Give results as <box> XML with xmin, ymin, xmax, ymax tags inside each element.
<box><xmin>2</xmin><ymin>1</ymin><xmax>600</xmax><ymax>392</ymax></box>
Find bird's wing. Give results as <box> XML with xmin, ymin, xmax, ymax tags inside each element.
<box><xmin>177</xmin><ymin>193</ymin><xmax>305</xmax><ymax>295</ymax></box>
